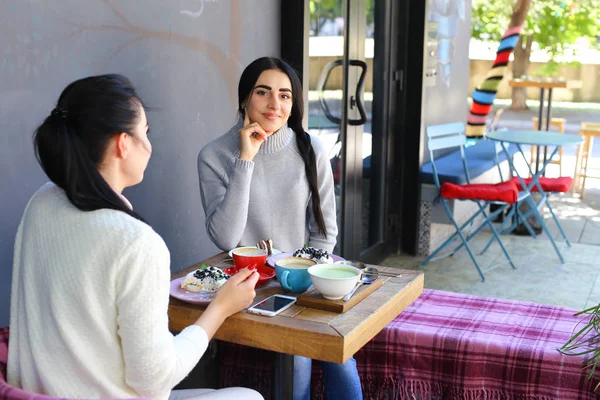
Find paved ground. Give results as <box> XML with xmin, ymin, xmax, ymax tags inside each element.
<box><xmin>382</xmin><ymin>189</ymin><xmax>600</xmax><ymax>310</ymax></box>
<box><xmin>382</xmin><ymin>228</ymin><xmax>600</xmax><ymax>311</ymax></box>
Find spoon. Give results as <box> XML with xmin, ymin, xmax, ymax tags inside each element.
<box><xmin>334</xmin><ymin>261</ymin><xmax>402</xmax><ymax>278</ymax></box>
<box><xmin>342</xmin><ymin>271</ymin><xmax>379</xmax><ymax>302</ymax></box>
<box><xmin>363</xmin><ymin>266</ymin><xmax>402</xmax><ymax>278</ymax></box>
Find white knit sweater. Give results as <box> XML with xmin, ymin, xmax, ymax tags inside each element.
<box><xmin>8</xmin><ymin>183</ymin><xmax>208</xmax><ymax>399</ymax></box>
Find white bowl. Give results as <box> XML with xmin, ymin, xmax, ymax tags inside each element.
<box><xmin>308</xmin><ymin>264</ymin><xmax>361</xmax><ymax>300</ymax></box>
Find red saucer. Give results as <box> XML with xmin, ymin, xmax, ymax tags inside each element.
<box><xmin>224</xmin><ymin>264</ymin><xmax>276</xmax><ymax>286</ymax></box>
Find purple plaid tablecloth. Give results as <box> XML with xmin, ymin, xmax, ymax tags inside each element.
<box><xmin>219</xmin><ymin>289</ymin><xmax>600</xmax><ymax>400</ymax></box>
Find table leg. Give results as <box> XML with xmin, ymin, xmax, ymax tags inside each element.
<box><xmin>542</xmin><ymin>88</ymin><xmax>554</xmax><ymax>176</ymax></box>
<box><xmin>515</xmin><ymin>98</ymin><xmax>545</xmax><ymax>236</ymax></box>
<box><xmin>582</xmin><ymin>136</ymin><xmax>594</xmax><ymax>198</ymax></box>
<box><xmin>535</xmin><ymin>88</ymin><xmax>545</xmax><ymax>175</ymax></box>
<box><xmin>273</xmin><ymin>352</ymin><xmax>294</xmax><ymax>400</ymax></box>
<box><xmin>573</xmin><ymin>137</ymin><xmax>585</xmax><ymax>195</ymax></box>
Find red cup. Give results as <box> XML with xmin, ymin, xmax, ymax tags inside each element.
<box><xmin>231</xmin><ymin>247</ymin><xmax>267</xmax><ymax>270</ymax></box>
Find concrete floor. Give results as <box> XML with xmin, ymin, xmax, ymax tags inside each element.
<box><xmin>383</xmin><ymin>219</ymin><xmax>600</xmax><ymax>310</ymax></box>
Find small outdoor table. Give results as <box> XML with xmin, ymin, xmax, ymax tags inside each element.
<box><xmin>509</xmin><ymin>78</ymin><xmax>582</xmax><ymax>174</ymax></box>
<box><xmin>486</xmin><ymin>129</ymin><xmax>583</xmax><ymax>263</ymax></box>
<box><xmin>168</xmin><ymin>252</ymin><xmax>424</xmax><ymax>400</ymax></box>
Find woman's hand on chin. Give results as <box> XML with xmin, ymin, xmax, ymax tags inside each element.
<box><xmin>239</xmin><ymin>112</ymin><xmax>268</xmax><ymax>161</ymax></box>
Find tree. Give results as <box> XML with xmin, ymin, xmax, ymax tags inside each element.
<box><xmin>309</xmin><ymin>0</ymin><xmax>375</xmax><ymax>36</ymax></box>
<box><xmin>472</xmin><ymin>0</ymin><xmax>600</xmax><ymax>110</ymax></box>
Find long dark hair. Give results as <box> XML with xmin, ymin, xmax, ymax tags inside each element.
<box><xmin>237</xmin><ymin>57</ymin><xmax>327</xmax><ymax>237</ymax></box>
<box><xmin>33</xmin><ymin>74</ymin><xmax>146</xmax><ymax>222</ymax></box>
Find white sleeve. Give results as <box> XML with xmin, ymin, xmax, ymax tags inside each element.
<box><xmin>115</xmin><ymin>231</ymin><xmax>208</xmax><ymax>398</ymax></box>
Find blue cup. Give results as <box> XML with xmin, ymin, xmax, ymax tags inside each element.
<box><xmin>275</xmin><ymin>257</ymin><xmax>317</xmax><ymax>293</ymax></box>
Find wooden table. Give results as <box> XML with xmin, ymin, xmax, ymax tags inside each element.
<box><xmin>509</xmin><ymin>78</ymin><xmax>583</xmax><ymax>90</ymax></box>
<box><xmin>168</xmin><ymin>253</ymin><xmax>424</xmax><ymax>400</ymax></box>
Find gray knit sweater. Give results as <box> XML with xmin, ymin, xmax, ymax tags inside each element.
<box><xmin>197</xmin><ymin>121</ymin><xmax>337</xmax><ymax>253</ymax></box>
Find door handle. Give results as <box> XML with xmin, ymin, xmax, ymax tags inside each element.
<box><xmin>316</xmin><ymin>59</ymin><xmax>344</xmax><ymax>125</ymax></box>
<box><xmin>348</xmin><ymin>59</ymin><xmax>367</xmax><ymax>126</ymax></box>
<box><xmin>316</xmin><ymin>59</ymin><xmax>368</xmax><ymax>126</ymax></box>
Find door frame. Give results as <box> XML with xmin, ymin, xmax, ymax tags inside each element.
<box><xmin>391</xmin><ymin>0</ymin><xmax>427</xmax><ymax>255</ymax></box>
<box><xmin>280</xmin><ymin>0</ymin><xmax>424</xmax><ymax>260</ymax></box>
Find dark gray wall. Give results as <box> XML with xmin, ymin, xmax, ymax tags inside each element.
<box><xmin>421</xmin><ymin>0</ymin><xmax>472</xmax><ymax>163</ymax></box>
<box><xmin>0</xmin><ymin>0</ymin><xmax>280</xmax><ymax>327</ymax></box>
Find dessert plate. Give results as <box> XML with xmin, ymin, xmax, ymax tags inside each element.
<box><xmin>170</xmin><ymin>278</ymin><xmax>216</xmax><ymax>305</ymax></box>
<box><xmin>170</xmin><ymin>264</ymin><xmax>277</xmax><ymax>305</ymax></box>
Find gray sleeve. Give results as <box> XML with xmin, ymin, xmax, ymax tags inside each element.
<box><xmin>307</xmin><ymin>138</ymin><xmax>338</xmax><ymax>253</ymax></box>
<box><xmin>198</xmin><ymin>149</ymin><xmax>254</xmax><ymax>251</ymax></box>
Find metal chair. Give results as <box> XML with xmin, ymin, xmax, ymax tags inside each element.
<box><xmin>419</xmin><ymin>123</ymin><xmax>523</xmax><ymax>281</ymax></box>
<box><xmin>480</xmin><ymin>136</ymin><xmax>572</xmax><ymax>263</ymax></box>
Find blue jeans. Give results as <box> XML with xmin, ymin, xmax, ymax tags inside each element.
<box><xmin>293</xmin><ymin>355</ymin><xmax>362</xmax><ymax>400</ymax></box>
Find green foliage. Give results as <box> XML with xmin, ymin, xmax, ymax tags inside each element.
<box><xmin>309</xmin><ymin>0</ymin><xmax>375</xmax><ymax>35</ymax></box>
<box><xmin>310</xmin><ymin>0</ymin><xmax>342</xmax><ymax>35</ymax></box>
<box><xmin>472</xmin><ymin>0</ymin><xmax>600</xmax><ymax>73</ymax></box>
<box><xmin>559</xmin><ymin>303</ymin><xmax>600</xmax><ymax>390</ymax></box>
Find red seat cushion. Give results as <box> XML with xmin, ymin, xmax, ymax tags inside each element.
<box><xmin>440</xmin><ymin>181</ymin><xmax>518</xmax><ymax>203</ymax></box>
<box><xmin>511</xmin><ymin>176</ymin><xmax>573</xmax><ymax>193</ymax></box>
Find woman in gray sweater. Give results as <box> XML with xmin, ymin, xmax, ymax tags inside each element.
<box><xmin>198</xmin><ymin>57</ymin><xmax>362</xmax><ymax>399</ymax></box>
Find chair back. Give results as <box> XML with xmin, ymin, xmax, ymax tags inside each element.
<box><xmin>490</xmin><ymin>130</ymin><xmax>508</xmax><ymax>182</ymax></box>
<box><xmin>426</xmin><ymin>123</ymin><xmax>470</xmax><ymax>189</ymax></box>
<box><xmin>1</xmin><ymin>327</ymin><xmax>8</xmax><ymax>378</ymax></box>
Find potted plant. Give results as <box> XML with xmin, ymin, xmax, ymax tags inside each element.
<box><xmin>559</xmin><ymin>303</ymin><xmax>600</xmax><ymax>390</ymax></box>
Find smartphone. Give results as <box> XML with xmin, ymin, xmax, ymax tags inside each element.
<box><xmin>247</xmin><ymin>294</ymin><xmax>297</xmax><ymax>317</ymax></box>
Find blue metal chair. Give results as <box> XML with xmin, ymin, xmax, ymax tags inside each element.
<box><xmin>480</xmin><ymin>139</ymin><xmax>571</xmax><ymax>262</ymax></box>
<box><xmin>420</xmin><ymin>123</ymin><xmax>525</xmax><ymax>281</ymax></box>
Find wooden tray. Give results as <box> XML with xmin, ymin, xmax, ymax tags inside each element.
<box><xmin>296</xmin><ymin>279</ymin><xmax>383</xmax><ymax>313</ymax></box>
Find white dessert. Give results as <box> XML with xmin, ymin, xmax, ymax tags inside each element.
<box><xmin>181</xmin><ymin>266</ymin><xmax>230</xmax><ymax>292</ymax></box>
<box><xmin>292</xmin><ymin>246</ymin><xmax>334</xmax><ymax>264</ymax></box>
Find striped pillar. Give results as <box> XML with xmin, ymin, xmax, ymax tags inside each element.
<box><xmin>466</xmin><ymin>25</ymin><xmax>524</xmax><ymax>138</ymax></box>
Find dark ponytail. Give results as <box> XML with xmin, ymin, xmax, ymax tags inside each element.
<box><xmin>292</xmin><ymin>125</ymin><xmax>327</xmax><ymax>237</ymax></box>
<box><xmin>237</xmin><ymin>57</ymin><xmax>327</xmax><ymax>237</ymax></box>
<box><xmin>33</xmin><ymin>74</ymin><xmax>146</xmax><ymax>222</ymax></box>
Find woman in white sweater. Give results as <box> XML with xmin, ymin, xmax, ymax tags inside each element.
<box><xmin>8</xmin><ymin>74</ymin><xmax>263</xmax><ymax>400</ymax></box>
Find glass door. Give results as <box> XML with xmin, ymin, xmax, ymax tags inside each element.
<box><xmin>308</xmin><ymin>0</ymin><xmax>395</xmax><ymax>262</ymax></box>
